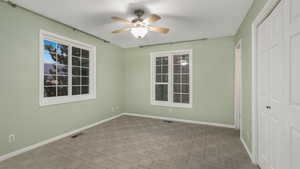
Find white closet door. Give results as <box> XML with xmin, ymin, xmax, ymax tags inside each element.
<box><xmin>258</xmin><ymin>0</ymin><xmax>300</xmax><ymax>169</ymax></box>
<box><xmin>257</xmin><ymin>14</ymin><xmax>271</xmax><ymax>169</ymax></box>
<box><xmin>282</xmin><ymin>0</ymin><xmax>300</xmax><ymax>169</ymax></box>
<box><xmin>257</xmin><ymin>2</ymin><xmax>284</xmax><ymax>169</ymax></box>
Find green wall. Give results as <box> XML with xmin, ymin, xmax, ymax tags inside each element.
<box><xmin>235</xmin><ymin>0</ymin><xmax>268</xmax><ymax>151</ymax></box>
<box><xmin>123</xmin><ymin>37</ymin><xmax>235</xmax><ymax>125</ymax></box>
<box><xmin>0</xmin><ymin>2</ymin><xmax>124</xmax><ymax>156</ymax></box>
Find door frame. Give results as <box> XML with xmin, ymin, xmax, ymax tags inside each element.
<box><xmin>251</xmin><ymin>0</ymin><xmax>282</xmax><ymax>164</ymax></box>
<box><xmin>234</xmin><ymin>39</ymin><xmax>242</xmax><ymax>130</ymax></box>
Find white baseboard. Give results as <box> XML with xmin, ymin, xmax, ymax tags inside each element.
<box><xmin>240</xmin><ymin>136</ymin><xmax>254</xmax><ymax>163</ymax></box>
<box><xmin>122</xmin><ymin>113</ymin><xmax>235</xmax><ymax>129</ymax></box>
<box><xmin>0</xmin><ymin>114</ymin><xmax>122</xmax><ymax>162</ymax></box>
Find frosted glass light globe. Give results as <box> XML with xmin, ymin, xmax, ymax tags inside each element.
<box><xmin>131</xmin><ymin>27</ymin><xmax>148</xmax><ymax>39</ymax></box>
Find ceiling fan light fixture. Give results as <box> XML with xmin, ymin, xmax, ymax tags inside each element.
<box><xmin>111</xmin><ymin>10</ymin><xmax>169</xmax><ymax>38</ymax></box>
<box><xmin>130</xmin><ymin>27</ymin><xmax>148</xmax><ymax>39</ymax></box>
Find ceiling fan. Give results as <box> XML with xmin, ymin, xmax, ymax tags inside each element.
<box><xmin>111</xmin><ymin>9</ymin><xmax>170</xmax><ymax>39</ymax></box>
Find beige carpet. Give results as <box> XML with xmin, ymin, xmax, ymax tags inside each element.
<box><xmin>0</xmin><ymin>115</ymin><xmax>258</xmax><ymax>169</ymax></box>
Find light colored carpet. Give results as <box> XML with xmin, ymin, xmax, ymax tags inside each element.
<box><xmin>0</xmin><ymin>115</ymin><xmax>258</xmax><ymax>169</ymax></box>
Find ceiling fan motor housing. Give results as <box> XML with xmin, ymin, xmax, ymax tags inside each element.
<box><xmin>134</xmin><ymin>9</ymin><xmax>145</xmax><ymax>18</ymax></box>
<box><xmin>132</xmin><ymin>10</ymin><xmax>145</xmax><ymax>24</ymax></box>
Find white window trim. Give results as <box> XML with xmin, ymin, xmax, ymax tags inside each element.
<box><xmin>39</xmin><ymin>30</ymin><xmax>96</xmax><ymax>106</ymax></box>
<box><xmin>150</xmin><ymin>49</ymin><xmax>193</xmax><ymax>108</ymax></box>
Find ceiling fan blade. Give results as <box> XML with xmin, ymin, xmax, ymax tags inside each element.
<box><xmin>148</xmin><ymin>26</ymin><xmax>170</xmax><ymax>34</ymax></box>
<box><xmin>111</xmin><ymin>16</ymin><xmax>132</xmax><ymax>24</ymax></box>
<box><xmin>112</xmin><ymin>28</ymin><xmax>131</xmax><ymax>34</ymax></box>
<box><xmin>144</xmin><ymin>14</ymin><xmax>161</xmax><ymax>24</ymax></box>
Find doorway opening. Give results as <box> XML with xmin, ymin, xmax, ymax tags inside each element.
<box><xmin>234</xmin><ymin>40</ymin><xmax>242</xmax><ymax>130</ymax></box>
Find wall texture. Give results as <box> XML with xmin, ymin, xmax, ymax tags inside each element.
<box><xmin>0</xmin><ymin>0</ymin><xmax>266</xmax><ymax>158</ymax></box>
<box><xmin>123</xmin><ymin>37</ymin><xmax>235</xmax><ymax>125</ymax></box>
<box><xmin>235</xmin><ymin>0</ymin><xmax>268</xmax><ymax>152</ymax></box>
<box><xmin>0</xmin><ymin>2</ymin><xmax>124</xmax><ymax>156</ymax></box>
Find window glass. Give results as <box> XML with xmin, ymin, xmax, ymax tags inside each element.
<box><xmin>71</xmin><ymin>47</ymin><xmax>89</xmax><ymax>96</ymax></box>
<box><xmin>154</xmin><ymin>56</ymin><xmax>168</xmax><ymax>101</ymax></box>
<box><xmin>41</xmin><ymin>31</ymin><xmax>95</xmax><ymax>106</ymax></box>
<box><xmin>155</xmin><ymin>84</ymin><xmax>168</xmax><ymax>101</ymax></box>
<box><xmin>173</xmin><ymin>54</ymin><xmax>190</xmax><ymax>104</ymax></box>
<box><xmin>152</xmin><ymin>51</ymin><xmax>192</xmax><ymax>107</ymax></box>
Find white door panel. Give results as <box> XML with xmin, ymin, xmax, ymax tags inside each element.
<box><xmin>290</xmin><ymin>34</ymin><xmax>300</xmax><ymax>105</ymax></box>
<box><xmin>257</xmin><ymin>21</ymin><xmax>269</xmax><ymax>168</ymax></box>
<box><xmin>270</xmin><ymin>118</ymin><xmax>280</xmax><ymax>169</ymax></box>
<box><xmin>290</xmin><ymin>0</ymin><xmax>300</xmax><ymax>24</ymax></box>
<box><xmin>257</xmin><ymin>2</ymin><xmax>284</xmax><ymax>169</ymax></box>
<box><xmin>290</xmin><ymin>127</ymin><xmax>300</xmax><ymax>169</ymax></box>
<box><xmin>285</xmin><ymin>0</ymin><xmax>300</xmax><ymax>169</ymax></box>
<box><xmin>270</xmin><ymin>45</ymin><xmax>283</xmax><ymax>103</ymax></box>
<box><xmin>258</xmin><ymin>1</ymin><xmax>300</xmax><ymax>169</ymax></box>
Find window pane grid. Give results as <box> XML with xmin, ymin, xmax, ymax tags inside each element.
<box><xmin>72</xmin><ymin>48</ymin><xmax>81</xmax><ymax>95</ymax></box>
<box><xmin>71</xmin><ymin>55</ymin><xmax>81</xmax><ymax>59</ymax></box>
<box><xmin>43</xmin><ymin>39</ymin><xmax>90</xmax><ymax>98</ymax></box>
<box><xmin>55</xmin><ymin>47</ymin><xmax>58</xmax><ymax>96</ymax></box>
<box><xmin>152</xmin><ymin>51</ymin><xmax>191</xmax><ymax>107</ymax></box>
<box><xmin>173</xmin><ymin>83</ymin><xmax>189</xmax><ymax>85</ymax></box>
<box><xmin>44</xmin><ymin>74</ymin><xmax>68</xmax><ymax>76</ymax></box>
<box><xmin>43</xmin><ymin>40</ymin><xmax>69</xmax><ymax>97</ymax></box>
<box><xmin>45</xmin><ymin>85</ymin><xmax>68</xmax><ymax>87</ymax></box>
<box><xmin>71</xmin><ymin>75</ymin><xmax>89</xmax><ymax>77</ymax></box>
<box><xmin>155</xmin><ymin>56</ymin><xmax>168</xmax><ymax>101</ymax></box>
<box><xmin>72</xmin><ymin>55</ymin><xmax>89</xmax><ymax>59</ymax></box>
<box><xmin>172</xmin><ymin>54</ymin><xmax>190</xmax><ymax>104</ymax></box>
<box><xmin>41</xmin><ymin>32</ymin><xmax>95</xmax><ymax>106</ymax></box>
<box><xmin>71</xmin><ymin>65</ymin><xmax>89</xmax><ymax>69</ymax></box>
<box><xmin>155</xmin><ymin>83</ymin><xmax>169</xmax><ymax>85</ymax></box>
<box><xmin>72</xmin><ymin>47</ymin><xmax>89</xmax><ymax>96</ymax></box>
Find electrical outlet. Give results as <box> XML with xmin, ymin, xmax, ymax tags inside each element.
<box><xmin>8</xmin><ymin>134</ymin><xmax>15</xmax><ymax>143</ymax></box>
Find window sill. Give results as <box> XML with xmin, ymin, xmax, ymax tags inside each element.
<box><xmin>40</xmin><ymin>95</ymin><xmax>96</xmax><ymax>107</ymax></box>
<box><xmin>151</xmin><ymin>102</ymin><xmax>192</xmax><ymax>108</ymax></box>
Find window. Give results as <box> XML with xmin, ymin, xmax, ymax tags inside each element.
<box><xmin>151</xmin><ymin>49</ymin><xmax>192</xmax><ymax>108</ymax></box>
<box><xmin>40</xmin><ymin>30</ymin><xmax>96</xmax><ymax>106</ymax></box>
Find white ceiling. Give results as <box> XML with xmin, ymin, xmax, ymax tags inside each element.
<box><xmin>13</xmin><ymin>0</ymin><xmax>253</xmax><ymax>48</ymax></box>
